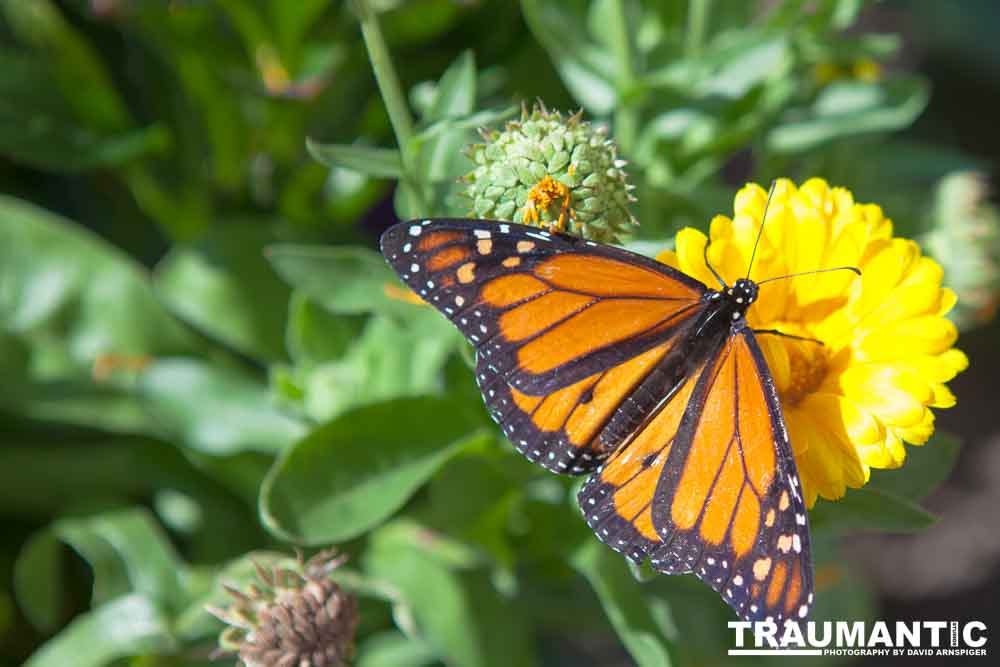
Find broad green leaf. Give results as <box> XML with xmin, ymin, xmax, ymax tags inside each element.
<box><xmin>155</xmin><ymin>224</ymin><xmax>291</xmax><ymax>361</ymax></box>
<box><xmin>767</xmin><ymin>76</ymin><xmax>929</xmax><ymax>153</ymax></box>
<box><xmin>867</xmin><ymin>433</ymin><xmax>961</xmax><ymax>501</ymax></box>
<box><xmin>260</xmin><ymin>397</ymin><xmax>488</xmax><ymax>544</ymax></box>
<box><xmin>306</xmin><ymin>138</ymin><xmax>403</xmax><ymax>178</ymax></box>
<box><xmin>364</xmin><ymin>521</ymin><xmax>538</xmax><ymax>667</ymax></box>
<box><xmin>1</xmin><ymin>0</ymin><xmax>130</xmax><ymax>127</ymax></box>
<box><xmin>266</xmin><ymin>244</ymin><xmax>414</xmax><ymax>318</ymax></box>
<box><xmin>572</xmin><ymin>540</ymin><xmax>674</xmax><ymax>667</ymax></box>
<box><xmin>285</xmin><ymin>292</ymin><xmax>364</xmax><ymax>366</ymax></box>
<box><xmin>0</xmin><ymin>195</ymin><xmax>195</xmax><ymax>433</ymax></box>
<box><xmin>141</xmin><ymin>359</ymin><xmax>306</xmax><ymax>455</ymax></box>
<box><xmin>697</xmin><ymin>36</ymin><xmax>790</xmax><ymax>98</ymax></box>
<box><xmin>298</xmin><ymin>311</ymin><xmax>459</xmax><ymax>422</ymax></box>
<box><xmin>426</xmin><ymin>50</ymin><xmax>476</xmax><ymax>121</ymax></box>
<box><xmin>0</xmin><ymin>49</ymin><xmax>166</xmax><ymax>170</ymax></box>
<box><xmin>521</xmin><ymin>0</ymin><xmax>617</xmax><ymax>114</ymax></box>
<box><xmin>356</xmin><ymin>631</ymin><xmax>438</xmax><ymax>667</ymax></box>
<box><xmin>15</xmin><ymin>508</ymin><xmax>187</xmax><ymax>634</ymax></box>
<box><xmin>14</xmin><ymin>532</ymin><xmax>63</xmax><ymax>631</ymax></box>
<box><xmin>0</xmin><ymin>443</ymin><xmax>147</xmax><ymax>518</ymax></box>
<box><xmin>0</xmin><ymin>195</ymin><xmax>193</xmax><ymax>359</ymax></box>
<box><xmin>7</xmin><ymin>382</ymin><xmax>161</xmax><ymax>435</ymax></box>
<box><xmin>809</xmin><ymin>487</ymin><xmax>937</xmax><ymax>534</ymax></box>
<box><xmin>23</xmin><ymin>594</ymin><xmax>174</xmax><ymax>667</ymax></box>
<box><xmin>426</xmin><ymin>455</ymin><xmax>521</xmax><ymax>570</ymax></box>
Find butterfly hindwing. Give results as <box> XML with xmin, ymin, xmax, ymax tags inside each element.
<box><xmin>648</xmin><ymin>328</ymin><xmax>813</xmax><ymax>623</ymax></box>
<box><xmin>577</xmin><ymin>349</ymin><xmax>712</xmax><ymax>562</ymax></box>
<box><xmin>381</xmin><ymin>219</ymin><xmax>707</xmax><ymax>474</ymax></box>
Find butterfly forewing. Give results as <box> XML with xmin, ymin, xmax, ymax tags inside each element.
<box><xmin>381</xmin><ymin>219</ymin><xmax>706</xmax><ymax>473</ymax></box>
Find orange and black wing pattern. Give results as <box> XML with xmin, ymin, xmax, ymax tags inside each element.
<box><xmin>380</xmin><ymin>219</ymin><xmax>706</xmax><ymax>473</ymax></box>
<box><xmin>579</xmin><ymin>329</ymin><xmax>813</xmax><ymax>622</ymax></box>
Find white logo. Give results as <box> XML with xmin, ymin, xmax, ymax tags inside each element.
<box><xmin>728</xmin><ymin>621</ymin><xmax>988</xmax><ymax>657</ymax></box>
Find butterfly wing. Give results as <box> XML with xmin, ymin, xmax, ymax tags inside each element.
<box><xmin>380</xmin><ymin>219</ymin><xmax>707</xmax><ymax>473</ymax></box>
<box><xmin>578</xmin><ymin>328</ymin><xmax>813</xmax><ymax>622</ymax></box>
<box><xmin>650</xmin><ymin>328</ymin><xmax>813</xmax><ymax>622</ymax></box>
<box><xmin>578</xmin><ymin>346</ymin><xmax>714</xmax><ymax>562</ymax></box>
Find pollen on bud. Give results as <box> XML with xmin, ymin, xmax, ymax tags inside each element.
<box><xmin>923</xmin><ymin>171</ymin><xmax>1000</xmax><ymax>328</ymax></box>
<box><xmin>462</xmin><ymin>103</ymin><xmax>638</xmax><ymax>243</ymax></box>
<box><xmin>207</xmin><ymin>550</ymin><xmax>359</xmax><ymax>667</ymax></box>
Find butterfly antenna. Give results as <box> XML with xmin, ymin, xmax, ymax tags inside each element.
<box><xmin>757</xmin><ymin>265</ymin><xmax>861</xmax><ymax>285</ymax></box>
<box><xmin>704</xmin><ymin>240</ymin><xmax>727</xmax><ymax>289</ymax></box>
<box><xmin>746</xmin><ymin>181</ymin><xmax>777</xmax><ymax>280</ymax></box>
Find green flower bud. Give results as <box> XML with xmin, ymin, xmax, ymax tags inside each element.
<box><xmin>923</xmin><ymin>171</ymin><xmax>1000</xmax><ymax>329</ymax></box>
<box><xmin>462</xmin><ymin>104</ymin><xmax>638</xmax><ymax>243</ymax></box>
<box><xmin>207</xmin><ymin>550</ymin><xmax>359</xmax><ymax>667</ymax></box>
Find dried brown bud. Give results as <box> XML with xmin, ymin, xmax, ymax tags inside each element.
<box><xmin>209</xmin><ymin>550</ymin><xmax>359</xmax><ymax>667</ymax></box>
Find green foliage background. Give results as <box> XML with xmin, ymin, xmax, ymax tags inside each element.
<box><xmin>0</xmin><ymin>1</ymin><xmax>993</xmax><ymax>666</ymax></box>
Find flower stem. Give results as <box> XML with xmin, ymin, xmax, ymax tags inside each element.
<box><xmin>351</xmin><ymin>0</ymin><xmax>428</xmax><ymax>212</ymax></box>
<box><xmin>607</xmin><ymin>0</ymin><xmax>638</xmax><ymax>154</ymax></box>
<box><xmin>685</xmin><ymin>0</ymin><xmax>712</xmax><ymax>58</ymax></box>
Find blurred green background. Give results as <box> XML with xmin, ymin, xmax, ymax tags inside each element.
<box><xmin>1</xmin><ymin>1</ymin><xmax>999</xmax><ymax>666</ymax></box>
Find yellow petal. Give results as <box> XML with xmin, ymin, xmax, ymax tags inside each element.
<box><xmin>671</xmin><ymin>226</ymin><xmax>716</xmax><ymax>287</ymax></box>
<box><xmin>895</xmin><ymin>409</ymin><xmax>935</xmax><ymax>445</ymax></box>
<box><xmin>858</xmin><ymin>316</ymin><xmax>959</xmax><ymax>360</ymax></box>
<box><xmin>839</xmin><ymin>363</ymin><xmax>932</xmax><ymax>427</ymax></box>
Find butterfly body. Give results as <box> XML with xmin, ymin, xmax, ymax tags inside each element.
<box><xmin>380</xmin><ymin>218</ymin><xmax>814</xmax><ymax>623</ymax></box>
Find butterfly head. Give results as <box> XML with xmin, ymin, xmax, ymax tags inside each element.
<box><xmin>727</xmin><ymin>278</ymin><xmax>758</xmax><ymax>317</ymax></box>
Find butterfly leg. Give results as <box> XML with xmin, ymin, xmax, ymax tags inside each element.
<box><xmin>753</xmin><ymin>329</ymin><xmax>823</xmax><ymax>346</ymax></box>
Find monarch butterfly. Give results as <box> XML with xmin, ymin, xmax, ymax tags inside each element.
<box><xmin>379</xmin><ymin>201</ymin><xmax>858</xmax><ymax>623</ymax></box>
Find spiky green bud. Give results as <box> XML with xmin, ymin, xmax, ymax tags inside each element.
<box><xmin>462</xmin><ymin>105</ymin><xmax>637</xmax><ymax>243</ymax></box>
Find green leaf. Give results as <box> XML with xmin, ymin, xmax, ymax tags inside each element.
<box><xmin>426</xmin><ymin>50</ymin><xmax>476</xmax><ymax>121</ymax></box>
<box><xmin>520</xmin><ymin>0</ymin><xmax>617</xmax><ymax>114</ymax></box>
<box><xmin>260</xmin><ymin>397</ymin><xmax>488</xmax><ymax>544</ymax></box>
<box><xmin>0</xmin><ymin>49</ymin><xmax>167</xmax><ymax>170</ymax></box>
<box><xmin>364</xmin><ymin>521</ymin><xmax>538</xmax><ymax>667</ymax></box>
<box><xmin>296</xmin><ymin>311</ymin><xmax>459</xmax><ymax>422</ymax></box>
<box><xmin>154</xmin><ymin>223</ymin><xmax>291</xmax><ymax>361</ymax></box>
<box><xmin>306</xmin><ymin>138</ymin><xmax>403</xmax><ymax>178</ymax></box>
<box><xmin>809</xmin><ymin>487</ymin><xmax>937</xmax><ymax>534</ymax></box>
<box><xmin>266</xmin><ymin>244</ymin><xmax>414</xmax><ymax>318</ymax></box>
<box><xmin>285</xmin><ymin>292</ymin><xmax>364</xmax><ymax>367</ymax></box>
<box><xmin>0</xmin><ymin>195</ymin><xmax>193</xmax><ymax>359</ymax></box>
<box><xmin>15</xmin><ymin>508</ymin><xmax>188</xmax><ymax>634</ymax></box>
<box><xmin>14</xmin><ymin>532</ymin><xmax>63</xmax><ymax>631</ymax></box>
<box><xmin>867</xmin><ymin>433</ymin><xmax>961</xmax><ymax>501</ymax></box>
<box><xmin>767</xmin><ymin>76</ymin><xmax>930</xmax><ymax>153</ymax></box>
<box><xmin>571</xmin><ymin>540</ymin><xmax>674</xmax><ymax>667</ymax></box>
<box><xmin>0</xmin><ymin>195</ymin><xmax>196</xmax><ymax>432</ymax></box>
<box><xmin>0</xmin><ymin>442</ymin><xmax>147</xmax><ymax>518</ymax></box>
<box><xmin>356</xmin><ymin>631</ymin><xmax>438</xmax><ymax>667</ymax></box>
<box><xmin>23</xmin><ymin>594</ymin><xmax>173</xmax><ymax>667</ymax></box>
<box><xmin>140</xmin><ymin>359</ymin><xmax>306</xmax><ymax>455</ymax></box>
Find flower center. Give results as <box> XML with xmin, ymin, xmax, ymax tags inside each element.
<box><xmin>782</xmin><ymin>342</ymin><xmax>830</xmax><ymax>407</ymax></box>
<box><xmin>524</xmin><ymin>175</ymin><xmax>574</xmax><ymax>231</ymax></box>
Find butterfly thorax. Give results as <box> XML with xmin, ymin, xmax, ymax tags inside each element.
<box><xmin>696</xmin><ymin>277</ymin><xmax>759</xmax><ymax>338</ymax></box>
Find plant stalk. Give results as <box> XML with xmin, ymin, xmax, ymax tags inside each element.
<box><xmin>686</xmin><ymin>0</ymin><xmax>712</xmax><ymax>58</ymax></box>
<box><xmin>608</xmin><ymin>0</ymin><xmax>638</xmax><ymax>155</ymax></box>
<box><xmin>352</xmin><ymin>0</ymin><xmax>429</xmax><ymax>214</ymax></box>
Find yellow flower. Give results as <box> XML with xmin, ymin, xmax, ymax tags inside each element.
<box><xmin>656</xmin><ymin>179</ymin><xmax>968</xmax><ymax>507</ymax></box>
